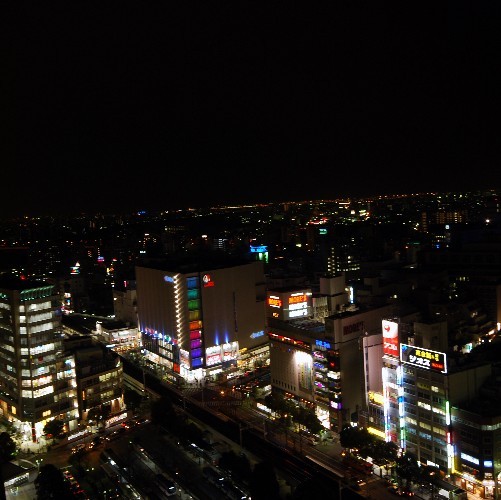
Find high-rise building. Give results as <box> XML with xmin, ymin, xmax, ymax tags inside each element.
<box><xmin>0</xmin><ymin>276</ymin><xmax>79</xmax><ymax>443</ymax></box>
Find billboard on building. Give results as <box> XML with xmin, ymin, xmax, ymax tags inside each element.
<box><xmin>266</xmin><ymin>289</ymin><xmax>312</xmax><ymax>321</ymax></box>
<box><xmin>400</xmin><ymin>344</ymin><xmax>447</xmax><ymax>374</ymax></box>
<box><xmin>382</xmin><ymin>319</ymin><xmax>399</xmax><ymax>358</ymax></box>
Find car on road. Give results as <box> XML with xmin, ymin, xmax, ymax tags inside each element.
<box><xmin>70</xmin><ymin>443</ymin><xmax>86</xmax><ymax>454</ymax></box>
<box><xmin>388</xmin><ymin>484</ymin><xmax>414</xmax><ymax>496</ymax></box>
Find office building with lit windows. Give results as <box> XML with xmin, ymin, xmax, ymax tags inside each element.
<box><xmin>135</xmin><ymin>255</ymin><xmax>267</xmax><ymax>384</ymax></box>
<box><xmin>0</xmin><ymin>277</ymin><xmax>79</xmax><ymax>442</ymax></box>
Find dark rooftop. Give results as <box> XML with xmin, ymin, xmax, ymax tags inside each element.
<box><xmin>0</xmin><ymin>275</ymin><xmax>51</xmax><ymax>291</ymax></box>
<box><xmin>137</xmin><ymin>250</ymin><xmax>253</xmax><ymax>274</ymax></box>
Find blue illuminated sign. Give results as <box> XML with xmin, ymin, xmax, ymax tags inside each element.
<box><xmin>316</xmin><ymin>339</ymin><xmax>331</xmax><ymax>349</ymax></box>
<box><xmin>250</xmin><ymin>245</ymin><xmax>268</xmax><ymax>253</ymax></box>
<box><xmin>250</xmin><ymin>330</ymin><xmax>265</xmax><ymax>339</ymax></box>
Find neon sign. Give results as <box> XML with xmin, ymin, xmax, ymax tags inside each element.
<box><xmin>250</xmin><ymin>330</ymin><xmax>264</xmax><ymax>339</ymax></box>
<box><xmin>289</xmin><ymin>294</ymin><xmax>307</xmax><ymax>304</ymax></box>
<box><xmin>202</xmin><ymin>274</ymin><xmax>215</xmax><ymax>288</ymax></box>
<box><xmin>250</xmin><ymin>245</ymin><xmax>268</xmax><ymax>253</ymax></box>
<box><xmin>400</xmin><ymin>344</ymin><xmax>447</xmax><ymax>373</ymax></box>
<box><xmin>268</xmin><ymin>296</ymin><xmax>282</xmax><ymax>308</ymax></box>
<box><xmin>382</xmin><ymin>320</ymin><xmax>399</xmax><ymax>357</ymax></box>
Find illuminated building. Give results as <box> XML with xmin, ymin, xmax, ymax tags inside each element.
<box><xmin>64</xmin><ymin>336</ymin><xmax>125</xmax><ymax>424</ymax></box>
<box><xmin>377</xmin><ymin>317</ymin><xmax>494</xmax><ymax>479</ymax></box>
<box><xmin>95</xmin><ymin>319</ymin><xmax>139</xmax><ymax>352</ymax></box>
<box><xmin>0</xmin><ymin>277</ymin><xmax>79</xmax><ymax>443</ymax></box>
<box><xmin>266</xmin><ymin>288</ymin><xmax>313</xmax><ymax>321</ymax></box>
<box><xmin>267</xmin><ymin>286</ymin><xmax>394</xmax><ymax>431</ymax></box>
<box><xmin>323</xmin><ymin>303</ymin><xmax>396</xmax><ymax>430</ymax></box>
<box><xmin>451</xmin><ymin>380</ymin><xmax>501</xmax><ymax>499</ymax></box>
<box><xmin>135</xmin><ymin>256</ymin><xmax>267</xmax><ymax>384</ymax></box>
<box><xmin>268</xmin><ymin>328</ymin><xmax>316</xmax><ymax>405</ymax></box>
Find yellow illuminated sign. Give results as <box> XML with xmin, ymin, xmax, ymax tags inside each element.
<box><xmin>289</xmin><ymin>294</ymin><xmax>307</xmax><ymax>304</ymax></box>
<box><xmin>268</xmin><ymin>297</ymin><xmax>282</xmax><ymax>308</ymax></box>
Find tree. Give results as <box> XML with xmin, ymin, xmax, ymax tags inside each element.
<box><xmin>43</xmin><ymin>419</ymin><xmax>64</xmax><ymax>439</ymax></box>
<box><xmin>395</xmin><ymin>452</ymin><xmax>421</xmax><ymax>490</ymax></box>
<box><xmin>339</xmin><ymin>424</ymin><xmax>372</xmax><ymax>454</ymax></box>
<box><xmin>0</xmin><ymin>432</ymin><xmax>17</xmax><ymax>500</ymax></box>
<box><xmin>420</xmin><ymin>465</ymin><xmax>441</xmax><ymax>497</ymax></box>
<box><xmin>35</xmin><ymin>463</ymin><xmax>74</xmax><ymax>499</ymax></box>
<box><xmin>249</xmin><ymin>459</ymin><xmax>280</xmax><ymax>500</ymax></box>
<box><xmin>123</xmin><ymin>387</ymin><xmax>143</xmax><ymax>412</ymax></box>
<box><xmin>301</xmin><ymin>408</ymin><xmax>323</xmax><ymax>435</ymax></box>
<box><xmin>369</xmin><ymin>439</ymin><xmax>399</xmax><ymax>471</ymax></box>
<box><xmin>87</xmin><ymin>404</ymin><xmax>111</xmax><ymax>424</ymax></box>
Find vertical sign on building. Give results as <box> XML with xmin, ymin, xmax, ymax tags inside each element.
<box><xmin>382</xmin><ymin>319</ymin><xmax>399</xmax><ymax>357</ymax></box>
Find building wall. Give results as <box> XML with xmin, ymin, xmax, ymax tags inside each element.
<box><xmin>112</xmin><ymin>287</ymin><xmax>137</xmax><ymax>326</ymax></box>
<box><xmin>269</xmin><ymin>337</ymin><xmax>315</xmax><ymax>404</ymax></box>
<box><xmin>136</xmin><ymin>266</ymin><xmax>178</xmax><ymax>340</ymax></box>
<box><xmin>448</xmin><ymin>363</ymin><xmax>493</xmax><ymax>407</ymax></box>
<box><xmin>364</xmin><ymin>333</ymin><xmax>384</xmax><ymax>398</ymax></box>
<box><xmin>200</xmin><ymin>263</ymin><xmax>266</xmax><ymax>351</ymax></box>
<box><xmin>325</xmin><ymin>305</ymin><xmax>393</xmax><ymax>420</ymax></box>
<box><xmin>413</xmin><ymin>321</ymin><xmax>448</xmax><ymax>353</ymax></box>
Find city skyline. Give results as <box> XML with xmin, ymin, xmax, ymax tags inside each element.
<box><xmin>7</xmin><ymin>3</ymin><xmax>501</xmax><ymax>217</ymax></box>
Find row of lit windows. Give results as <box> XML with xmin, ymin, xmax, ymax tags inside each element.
<box><xmin>26</xmin><ymin>301</ymin><xmax>52</xmax><ymax>312</ymax></box>
<box><xmin>19</xmin><ymin>311</ymin><xmax>53</xmax><ymax>324</ymax></box>
<box><xmin>20</xmin><ymin>343</ymin><xmax>55</xmax><ymax>356</ymax></box>
<box><xmin>22</xmin><ymin>385</ymin><xmax>54</xmax><ymax>398</ymax></box>
<box><xmin>19</xmin><ymin>322</ymin><xmax>54</xmax><ymax>334</ymax></box>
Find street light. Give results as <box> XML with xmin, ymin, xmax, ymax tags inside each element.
<box><xmin>429</xmin><ymin>471</ymin><xmax>436</xmax><ymax>500</ymax></box>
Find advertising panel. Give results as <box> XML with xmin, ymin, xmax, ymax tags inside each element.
<box><xmin>400</xmin><ymin>344</ymin><xmax>447</xmax><ymax>373</ymax></box>
<box><xmin>297</xmin><ymin>351</ymin><xmax>313</xmax><ymax>392</ymax></box>
<box><xmin>266</xmin><ymin>289</ymin><xmax>311</xmax><ymax>320</ymax></box>
<box><xmin>382</xmin><ymin>319</ymin><xmax>399</xmax><ymax>358</ymax></box>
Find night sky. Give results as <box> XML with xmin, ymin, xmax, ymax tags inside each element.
<box><xmin>7</xmin><ymin>2</ymin><xmax>501</xmax><ymax>217</ymax></box>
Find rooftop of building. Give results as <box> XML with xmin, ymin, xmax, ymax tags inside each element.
<box><xmin>0</xmin><ymin>274</ymin><xmax>51</xmax><ymax>291</ymax></box>
<box><xmin>267</xmin><ymin>285</ymin><xmax>311</xmax><ymax>293</ymax></box>
<box><xmin>96</xmin><ymin>318</ymin><xmax>131</xmax><ymax>330</ymax></box>
<box><xmin>136</xmin><ymin>249</ymin><xmax>254</xmax><ymax>273</ymax></box>
<box><xmin>267</xmin><ymin>317</ymin><xmax>326</xmax><ymax>339</ymax></box>
<box><xmin>289</xmin><ymin>318</ymin><xmax>326</xmax><ymax>333</ymax></box>
<box><xmin>454</xmin><ymin>377</ymin><xmax>501</xmax><ymax>418</ymax></box>
<box><xmin>0</xmin><ymin>460</ymin><xmax>28</xmax><ymax>483</ymax></box>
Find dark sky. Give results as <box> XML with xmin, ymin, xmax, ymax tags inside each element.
<box><xmin>6</xmin><ymin>2</ymin><xmax>501</xmax><ymax>217</ymax></box>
